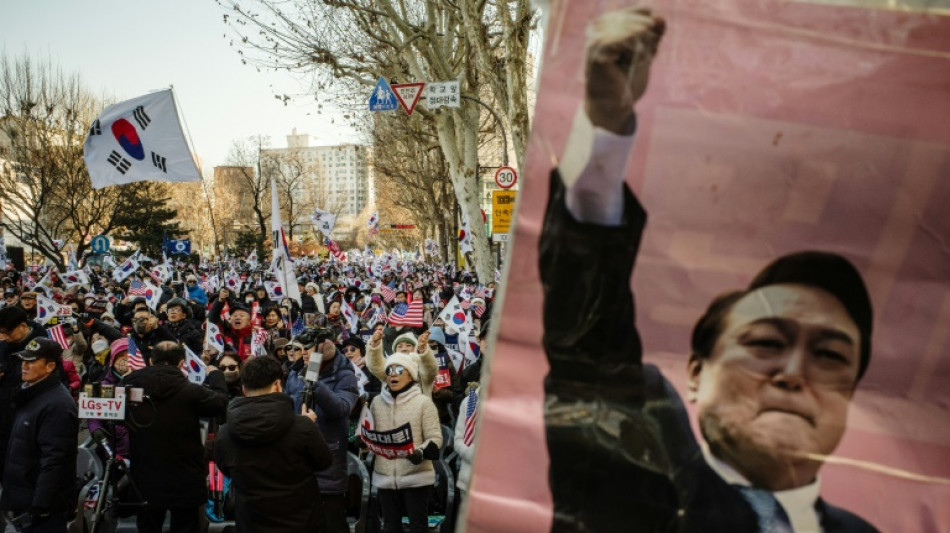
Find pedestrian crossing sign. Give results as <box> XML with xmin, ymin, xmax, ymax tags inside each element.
<box><xmin>368</xmin><ymin>77</ymin><xmax>399</xmax><ymax>112</ymax></box>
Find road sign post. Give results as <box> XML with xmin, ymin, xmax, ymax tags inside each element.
<box><xmin>391</xmin><ymin>82</ymin><xmax>426</xmax><ymax>116</ymax></box>
<box><xmin>368</xmin><ymin>77</ymin><xmax>399</xmax><ymax>112</ymax></box>
<box><xmin>491</xmin><ymin>190</ymin><xmax>517</xmax><ymax>234</ymax></box>
<box><xmin>90</xmin><ymin>235</ymin><xmax>110</xmax><ymax>254</ymax></box>
<box><xmin>494</xmin><ymin>166</ymin><xmax>517</xmax><ymax>189</ymax></box>
<box><xmin>425</xmin><ymin>81</ymin><xmax>461</xmax><ymax>109</ymax></box>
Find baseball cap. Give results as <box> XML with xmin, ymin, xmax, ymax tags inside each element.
<box><xmin>16</xmin><ymin>338</ymin><xmax>63</xmax><ymax>364</ymax></box>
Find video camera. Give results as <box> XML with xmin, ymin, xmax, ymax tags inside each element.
<box><xmin>295</xmin><ymin>327</ymin><xmax>338</xmax><ymax>409</ymax></box>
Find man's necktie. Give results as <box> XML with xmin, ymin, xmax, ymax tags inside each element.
<box><xmin>735</xmin><ymin>485</ymin><xmax>794</xmax><ymax>533</ymax></box>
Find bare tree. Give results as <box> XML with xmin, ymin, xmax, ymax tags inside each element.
<box><xmin>217</xmin><ymin>0</ymin><xmax>538</xmax><ymax>282</ymax></box>
<box><xmin>371</xmin><ymin>111</ymin><xmax>457</xmax><ymax>260</ymax></box>
<box><xmin>0</xmin><ymin>52</ymin><xmax>146</xmax><ymax>269</ymax></box>
<box><xmin>221</xmin><ymin>137</ymin><xmax>270</xmax><ymax>243</ymax></box>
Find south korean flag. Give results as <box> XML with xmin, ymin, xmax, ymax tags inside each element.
<box><xmin>311</xmin><ymin>208</ymin><xmax>336</xmax><ymax>237</ymax></box>
<box><xmin>83</xmin><ymin>89</ymin><xmax>202</xmax><ymax>189</ymax></box>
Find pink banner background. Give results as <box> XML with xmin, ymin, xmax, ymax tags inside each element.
<box><xmin>465</xmin><ymin>1</ymin><xmax>950</xmax><ymax>531</ymax></box>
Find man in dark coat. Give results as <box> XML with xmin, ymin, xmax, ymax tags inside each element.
<box><xmin>121</xmin><ymin>341</ymin><xmax>228</xmax><ymax>533</ymax></box>
<box><xmin>129</xmin><ymin>308</ymin><xmax>177</xmax><ymax>365</ymax></box>
<box><xmin>0</xmin><ymin>338</ymin><xmax>78</xmax><ymax>532</ymax></box>
<box><xmin>0</xmin><ymin>306</ymin><xmax>49</xmax><ymax>478</ymax></box>
<box><xmin>540</xmin><ymin>8</ymin><xmax>878</xmax><ymax>532</ymax></box>
<box><xmin>214</xmin><ymin>356</ymin><xmax>333</xmax><ymax>533</ymax></box>
<box><xmin>162</xmin><ymin>297</ymin><xmax>204</xmax><ymax>354</ymax></box>
<box><xmin>285</xmin><ymin>335</ymin><xmax>358</xmax><ymax>533</ymax></box>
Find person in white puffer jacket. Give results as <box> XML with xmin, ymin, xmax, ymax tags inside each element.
<box><xmin>370</xmin><ymin>351</ymin><xmax>443</xmax><ymax>533</ymax></box>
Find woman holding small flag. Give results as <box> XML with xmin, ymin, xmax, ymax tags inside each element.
<box><xmin>366</xmin><ymin>350</ymin><xmax>442</xmax><ymax>533</ymax></box>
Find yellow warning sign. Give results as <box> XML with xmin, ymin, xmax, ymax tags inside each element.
<box><xmin>491</xmin><ymin>190</ymin><xmax>517</xmax><ymax>234</ymax></box>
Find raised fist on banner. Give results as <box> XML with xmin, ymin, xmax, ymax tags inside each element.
<box><xmin>585</xmin><ymin>7</ymin><xmax>665</xmax><ymax>135</ymax></box>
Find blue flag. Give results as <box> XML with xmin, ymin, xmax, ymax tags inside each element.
<box><xmin>165</xmin><ymin>238</ymin><xmax>191</xmax><ymax>255</ymax></box>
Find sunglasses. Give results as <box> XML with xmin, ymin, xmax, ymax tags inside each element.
<box><xmin>291</xmin><ymin>346</ymin><xmax>304</xmax><ymax>351</ymax></box>
<box><xmin>385</xmin><ymin>365</ymin><xmax>406</xmax><ymax>377</ymax></box>
<box><xmin>221</xmin><ymin>364</ymin><xmax>239</xmax><ymax>371</ymax></box>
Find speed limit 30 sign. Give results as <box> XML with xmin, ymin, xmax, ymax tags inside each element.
<box><xmin>494</xmin><ymin>166</ymin><xmax>517</xmax><ymax>189</ymax></box>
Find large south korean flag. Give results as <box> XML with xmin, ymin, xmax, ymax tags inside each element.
<box><xmin>83</xmin><ymin>89</ymin><xmax>201</xmax><ymax>189</ymax></box>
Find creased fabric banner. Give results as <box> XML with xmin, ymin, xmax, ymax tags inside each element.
<box><xmin>464</xmin><ymin>1</ymin><xmax>950</xmax><ymax>532</ymax></box>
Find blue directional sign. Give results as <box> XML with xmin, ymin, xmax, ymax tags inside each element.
<box><xmin>90</xmin><ymin>235</ymin><xmax>110</xmax><ymax>254</ymax></box>
<box><xmin>368</xmin><ymin>76</ymin><xmax>399</xmax><ymax>112</ymax></box>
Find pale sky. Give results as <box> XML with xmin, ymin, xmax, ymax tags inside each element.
<box><xmin>1</xmin><ymin>0</ymin><xmax>361</xmax><ymax>171</ymax></box>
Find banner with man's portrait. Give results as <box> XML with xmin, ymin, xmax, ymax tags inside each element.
<box><xmin>465</xmin><ymin>1</ymin><xmax>950</xmax><ymax>531</ymax></box>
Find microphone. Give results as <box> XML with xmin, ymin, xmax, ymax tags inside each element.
<box><xmin>92</xmin><ymin>428</ymin><xmax>114</xmax><ymax>459</ymax></box>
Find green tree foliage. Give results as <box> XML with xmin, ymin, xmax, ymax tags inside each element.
<box><xmin>112</xmin><ymin>182</ymin><xmax>182</xmax><ymax>258</ymax></box>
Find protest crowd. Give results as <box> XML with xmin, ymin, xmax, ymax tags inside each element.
<box><xmin>0</xmin><ymin>247</ymin><xmax>494</xmax><ymax>533</ymax></box>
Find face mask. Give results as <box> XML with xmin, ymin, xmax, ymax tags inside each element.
<box><xmin>245</xmin><ymin>297</ymin><xmax>254</xmax><ymax>304</ymax></box>
<box><xmin>133</xmin><ymin>323</ymin><xmax>148</xmax><ymax>335</ymax></box>
<box><xmin>223</xmin><ymin>370</ymin><xmax>240</xmax><ymax>384</ymax></box>
<box><xmin>92</xmin><ymin>340</ymin><xmax>109</xmax><ymax>354</ymax></box>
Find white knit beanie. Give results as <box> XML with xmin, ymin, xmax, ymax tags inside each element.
<box><xmin>385</xmin><ymin>352</ymin><xmax>420</xmax><ymax>382</ymax></box>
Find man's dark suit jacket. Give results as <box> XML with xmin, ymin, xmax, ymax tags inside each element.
<box><xmin>539</xmin><ymin>170</ymin><xmax>879</xmax><ymax>533</ymax></box>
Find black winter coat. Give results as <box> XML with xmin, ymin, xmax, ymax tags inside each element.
<box><xmin>164</xmin><ymin>318</ymin><xmax>204</xmax><ymax>355</ymax></box>
<box><xmin>0</xmin><ymin>322</ymin><xmax>48</xmax><ymax>478</ymax></box>
<box><xmin>0</xmin><ymin>376</ymin><xmax>78</xmax><ymax>514</ymax></box>
<box><xmin>121</xmin><ymin>365</ymin><xmax>228</xmax><ymax>508</ymax></box>
<box><xmin>214</xmin><ymin>394</ymin><xmax>332</xmax><ymax>533</ymax></box>
<box><xmin>129</xmin><ymin>326</ymin><xmax>177</xmax><ymax>366</ymax></box>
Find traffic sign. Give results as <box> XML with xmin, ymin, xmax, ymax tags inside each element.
<box><xmin>90</xmin><ymin>235</ymin><xmax>110</xmax><ymax>254</ymax></box>
<box><xmin>492</xmin><ymin>190</ymin><xmax>517</xmax><ymax>234</ymax></box>
<box><xmin>368</xmin><ymin>77</ymin><xmax>399</xmax><ymax>112</ymax></box>
<box><xmin>425</xmin><ymin>81</ymin><xmax>460</xmax><ymax>109</ymax></box>
<box><xmin>391</xmin><ymin>82</ymin><xmax>426</xmax><ymax>116</ymax></box>
<box><xmin>495</xmin><ymin>166</ymin><xmax>517</xmax><ymax>189</ymax></box>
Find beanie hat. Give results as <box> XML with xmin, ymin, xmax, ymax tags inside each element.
<box><xmin>428</xmin><ymin>326</ymin><xmax>446</xmax><ymax>348</ymax></box>
<box><xmin>110</xmin><ymin>337</ymin><xmax>130</xmax><ymax>361</ymax></box>
<box><xmin>385</xmin><ymin>352</ymin><xmax>420</xmax><ymax>382</ymax></box>
<box><xmin>391</xmin><ymin>332</ymin><xmax>418</xmax><ymax>353</ymax></box>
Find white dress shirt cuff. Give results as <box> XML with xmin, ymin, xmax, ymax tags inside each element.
<box><xmin>559</xmin><ymin>108</ymin><xmax>636</xmax><ymax>226</ymax></box>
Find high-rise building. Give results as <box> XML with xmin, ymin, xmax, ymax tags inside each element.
<box><xmin>262</xmin><ymin>129</ymin><xmax>372</xmax><ymax>240</ymax></box>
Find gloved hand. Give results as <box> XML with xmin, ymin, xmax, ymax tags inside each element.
<box><xmin>422</xmin><ymin>441</ymin><xmax>441</xmax><ymax>460</ymax></box>
<box><xmin>406</xmin><ymin>450</ymin><xmax>424</xmax><ymax>465</ymax></box>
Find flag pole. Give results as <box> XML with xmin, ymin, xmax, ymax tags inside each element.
<box><xmin>170</xmin><ymin>85</ymin><xmax>221</xmax><ymax>256</ymax></box>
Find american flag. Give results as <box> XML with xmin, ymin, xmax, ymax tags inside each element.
<box><xmin>473</xmin><ymin>303</ymin><xmax>487</xmax><ymax>318</ymax></box>
<box><xmin>128</xmin><ymin>280</ymin><xmax>147</xmax><ymax>297</ymax></box>
<box><xmin>463</xmin><ymin>386</ymin><xmax>478</xmax><ymax>446</ymax></box>
<box><xmin>47</xmin><ymin>324</ymin><xmax>70</xmax><ymax>349</ymax></box>
<box><xmin>291</xmin><ymin>316</ymin><xmax>305</xmax><ymax>336</ymax></box>
<box><xmin>379</xmin><ymin>285</ymin><xmax>396</xmax><ymax>303</ymax></box>
<box><xmin>127</xmin><ymin>336</ymin><xmax>146</xmax><ymax>371</ymax></box>
<box><xmin>388</xmin><ymin>300</ymin><xmax>423</xmax><ymax>328</ymax></box>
